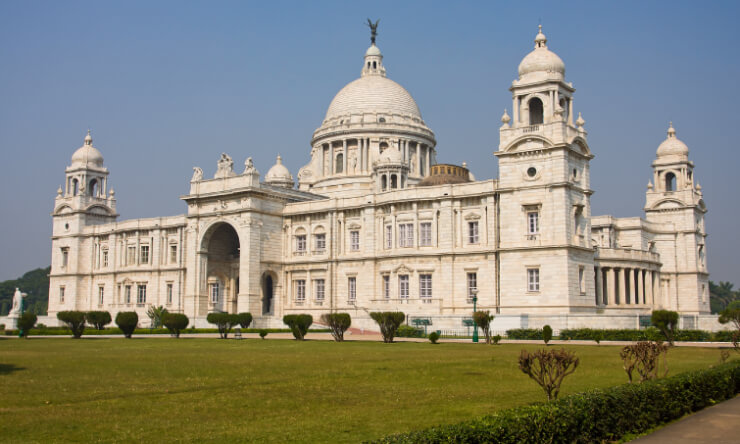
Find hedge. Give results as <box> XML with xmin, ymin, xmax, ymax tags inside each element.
<box><xmin>6</xmin><ymin>327</ymin><xmax>332</xmax><ymax>336</ymax></box>
<box><xmin>371</xmin><ymin>360</ymin><xmax>740</xmax><ymax>443</ymax></box>
<box><xmin>397</xmin><ymin>325</ymin><xmax>425</xmax><ymax>338</ymax></box>
<box><xmin>506</xmin><ymin>328</ymin><xmax>543</xmax><ymax>340</ymax></box>
<box><xmin>558</xmin><ymin>328</ymin><xmax>725</xmax><ymax>342</ymax></box>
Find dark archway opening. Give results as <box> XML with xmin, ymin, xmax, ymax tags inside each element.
<box><xmin>204</xmin><ymin>223</ymin><xmax>240</xmax><ymax>313</ymax></box>
<box><xmin>665</xmin><ymin>172</ymin><xmax>676</xmax><ymax>191</ymax></box>
<box><xmin>262</xmin><ymin>273</ymin><xmax>274</xmax><ymax>315</ymax></box>
<box><xmin>529</xmin><ymin>97</ymin><xmax>544</xmax><ymax>125</ymax></box>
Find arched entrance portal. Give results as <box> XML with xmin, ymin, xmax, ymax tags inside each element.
<box><xmin>261</xmin><ymin>272</ymin><xmax>275</xmax><ymax>315</ymax></box>
<box><xmin>203</xmin><ymin>223</ymin><xmax>240</xmax><ymax>313</ymax></box>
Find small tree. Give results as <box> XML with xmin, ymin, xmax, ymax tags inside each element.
<box><xmin>85</xmin><ymin>311</ymin><xmax>112</xmax><ymax>330</ymax></box>
<box><xmin>320</xmin><ymin>313</ymin><xmax>352</xmax><ymax>342</ymax></box>
<box><xmin>283</xmin><ymin>314</ymin><xmax>313</xmax><ymax>340</ymax></box>
<box><xmin>492</xmin><ymin>334</ymin><xmax>502</xmax><ymax>345</ymax></box>
<box><xmin>116</xmin><ymin>312</ymin><xmax>139</xmax><ymax>338</ymax></box>
<box><xmin>370</xmin><ymin>312</ymin><xmax>405</xmax><ymax>343</ymax></box>
<box><xmin>146</xmin><ymin>305</ymin><xmax>169</xmax><ymax>328</ymax></box>
<box><xmin>542</xmin><ymin>325</ymin><xmax>553</xmax><ymax>345</ymax></box>
<box><xmin>259</xmin><ymin>329</ymin><xmax>268</xmax><ymax>339</ymax></box>
<box><xmin>472</xmin><ymin>310</ymin><xmax>494</xmax><ymax>344</ymax></box>
<box><xmin>18</xmin><ymin>312</ymin><xmax>37</xmax><ymax>337</ymax></box>
<box><xmin>718</xmin><ymin>301</ymin><xmax>740</xmax><ymax>351</ymax></box>
<box><xmin>236</xmin><ymin>312</ymin><xmax>253</xmax><ymax>329</ymax></box>
<box><xmin>162</xmin><ymin>313</ymin><xmax>189</xmax><ymax>338</ymax></box>
<box><xmin>620</xmin><ymin>341</ymin><xmax>669</xmax><ymax>383</ymax></box>
<box><xmin>207</xmin><ymin>313</ymin><xmax>239</xmax><ymax>339</ymax></box>
<box><xmin>651</xmin><ymin>310</ymin><xmax>679</xmax><ymax>345</ymax></box>
<box><xmin>57</xmin><ymin>311</ymin><xmax>86</xmax><ymax>338</ymax></box>
<box><xmin>518</xmin><ymin>348</ymin><xmax>579</xmax><ymax>400</ymax></box>
<box><xmin>428</xmin><ymin>331</ymin><xmax>440</xmax><ymax>344</ymax></box>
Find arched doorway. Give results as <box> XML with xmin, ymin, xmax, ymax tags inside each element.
<box><xmin>202</xmin><ymin>222</ymin><xmax>240</xmax><ymax>313</ymax></box>
<box><xmin>261</xmin><ymin>272</ymin><xmax>275</xmax><ymax>315</ymax></box>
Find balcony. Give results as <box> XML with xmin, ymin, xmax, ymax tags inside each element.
<box><xmin>595</xmin><ymin>247</ymin><xmax>661</xmax><ymax>264</ymax></box>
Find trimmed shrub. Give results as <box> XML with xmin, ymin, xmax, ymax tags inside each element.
<box><xmin>651</xmin><ymin>310</ymin><xmax>679</xmax><ymax>345</ymax></box>
<box><xmin>18</xmin><ymin>312</ymin><xmax>37</xmax><ymax>337</ymax></box>
<box><xmin>0</xmin><ymin>324</ymin><xmax>5</xmax><ymax>331</ymax></box>
<box><xmin>236</xmin><ymin>312</ymin><xmax>253</xmax><ymax>329</ymax></box>
<box><xmin>519</xmin><ymin>348</ymin><xmax>579</xmax><ymax>400</ymax></box>
<box><xmin>396</xmin><ymin>325</ymin><xmax>424</xmax><ymax>338</ymax></box>
<box><xmin>428</xmin><ymin>331</ymin><xmax>440</xmax><ymax>344</ymax></box>
<box><xmin>370</xmin><ymin>312</ymin><xmax>405</xmax><ymax>343</ymax></box>
<box><xmin>373</xmin><ymin>361</ymin><xmax>740</xmax><ymax>444</ymax></box>
<box><xmin>85</xmin><ymin>311</ymin><xmax>112</xmax><ymax>330</ymax></box>
<box><xmin>543</xmin><ymin>325</ymin><xmax>553</xmax><ymax>345</ymax></box>
<box><xmin>492</xmin><ymin>334</ymin><xmax>502</xmax><ymax>345</ymax></box>
<box><xmin>207</xmin><ymin>313</ymin><xmax>240</xmax><ymax>339</ymax></box>
<box><xmin>320</xmin><ymin>312</ymin><xmax>351</xmax><ymax>342</ymax></box>
<box><xmin>283</xmin><ymin>314</ymin><xmax>313</xmax><ymax>340</ymax></box>
<box><xmin>57</xmin><ymin>311</ymin><xmax>86</xmax><ymax>338</ymax></box>
<box><xmin>506</xmin><ymin>328</ymin><xmax>543</xmax><ymax>340</ymax></box>
<box><xmin>620</xmin><ymin>341</ymin><xmax>669</xmax><ymax>383</ymax></box>
<box><xmin>472</xmin><ymin>310</ymin><xmax>494</xmax><ymax>344</ymax></box>
<box><xmin>115</xmin><ymin>311</ymin><xmax>139</xmax><ymax>338</ymax></box>
<box><xmin>162</xmin><ymin>313</ymin><xmax>189</xmax><ymax>338</ymax></box>
<box><xmin>259</xmin><ymin>329</ymin><xmax>268</xmax><ymax>339</ymax></box>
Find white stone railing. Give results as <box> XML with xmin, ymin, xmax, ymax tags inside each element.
<box><xmin>595</xmin><ymin>248</ymin><xmax>660</xmax><ymax>264</ymax></box>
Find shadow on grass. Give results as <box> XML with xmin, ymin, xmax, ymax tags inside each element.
<box><xmin>0</xmin><ymin>363</ymin><xmax>26</xmax><ymax>375</ymax></box>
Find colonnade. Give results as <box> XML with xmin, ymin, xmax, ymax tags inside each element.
<box><xmin>319</xmin><ymin>138</ymin><xmax>431</xmax><ymax>177</ymax></box>
<box><xmin>594</xmin><ymin>266</ymin><xmax>659</xmax><ymax>307</ymax></box>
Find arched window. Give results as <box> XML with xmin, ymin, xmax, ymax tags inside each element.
<box><xmin>89</xmin><ymin>179</ymin><xmax>98</xmax><ymax>197</ymax></box>
<box><xmin>665</xmin><ymin>172</ymin><xmax>676</xmax><ymax>191</ymax></box>
<box><xmin>379</xmin><ymin>142</ymin><xmax>388</xmax><ymax>152</ymax></box>
<box><xmin>529</xmin><ymin>97</ymin><xmax>544</xmax><ymax>125</ymax></box>
<box><xmin>373</xmin><ymin>61</ymin><xmax>377</xmax><ymax>69</ymax></box>
<box><xmin>367</xmin><ymin>62</ymin><xmax>371</xmax><ymax>69</ymax></box>
<box><xmin>381</xmin><ymin>174</ymin><xmax>387</xmax><ymax>191</ymax></box>
<box><xmin>72</xmin><ymin>179</ymin><xmax>79</xmax><ymax>196</ymax></box>
<box><xmin>391</xmin><ymin>174</ymin><xmax>398</xmax><ymax>189</ymax></box>
<box><xmin>335</xmin><ymin>153</ymin><xmax>343</xmax><ymax>173</ymax></box>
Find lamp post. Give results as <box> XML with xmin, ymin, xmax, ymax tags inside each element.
<box><xmin>471</xmin><ymin>289</ymin><xmax>479</xmax><ymax>343</ymax></box>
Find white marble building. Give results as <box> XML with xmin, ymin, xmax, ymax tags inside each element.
<box><xmin>47</xmin><ymin>27</ymin><xmax>714</xmax><ymax>331</ymax></box>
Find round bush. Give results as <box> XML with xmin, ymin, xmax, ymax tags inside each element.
<box><xmin>57</xmin><ymin>311</ymin><xmax>86</xmax><ymax>338</ymax></box>
<box><xmin>428</xmin><ymin>331</ymin><xmax>440</xmax><ymax>344</ymax></box>
<box><xmin>543</xmin><ymin>325</ymin><xmax>553</xmax><ymax>345</ymax></box>
<box><xmin>162</xmin><ymin>313</ymin><xmax>189</xmax><ymax>338</ymax></box>
<box><xmin>18</xmin><ymin>312</ymin><xmax>37</xmax><ymax>337</ymax></box>
<box><xmin>237</xmin><ymin>312</ymin><xmax>253</xmax><ymax>329</ymax></box>
<box><xmin>259</xmin><ymin>329</ymin><xmax>268</xmax><ymax>339</ymax></box>
<box><xmin>115</xmin><ymin>311</ymin><xmax>139</xmax><ymax>338</ymax></box>
<box><xmin>85</xmin><ymin>311</ymin><xmax>112</xmax><ymax>330</ymax></box>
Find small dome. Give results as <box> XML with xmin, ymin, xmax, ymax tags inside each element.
<box><xmin>378</xmin><ymin>147</ymin><xmax>403</xmax><ymax>164</ymax></box>
<box><xmin>365</xmin><ymin>44</ymin><xmax>382</xmax><ymax>56</ymax></box>
<box><xmin>656</xmin><ymin>122</ymin><xmax>689</xmax><ymax>159</ymax></box>
<box><xmin>417</xmin><ymin>164</ymin><xmax>471</xmax><ymax>187</ymax></box>
<box><xmin>70</xmin><ymin>130</ymin><xmax>104</xmax><ymax>168</ymax></box>
<box><xmin>518</xmin><ymin>25</ymin><xmax>565</xmax><ymax>81</ymax></box>
<box><xmin>264</xmin><ymin>155</ymin><xmax>294</xmax><ymax>188</ymax></box>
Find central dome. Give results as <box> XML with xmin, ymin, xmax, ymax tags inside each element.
<box><xmin>325</xmin><ymin>75</ymin><xmax>422</xmax><ymax>121</ymax></box>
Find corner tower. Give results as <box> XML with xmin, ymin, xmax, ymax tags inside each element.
<box><xmin>496</xmin><ymin>26</ymin><xmax>595</xmax><ymax>313</ymax></box>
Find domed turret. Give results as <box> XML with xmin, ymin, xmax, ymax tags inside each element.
<box><xmin>264</xmin><ymin>155</ymin><xmax>294</xmax><ymax>189</ymax></box>
<box><xmin>518</xmin><ymin>25</ymin><xmax>565</xmax><ymax>82</ymax></box>
<box><xmin>70</xmin><ymin>130</ymin><xmax>104</xmax><ymax>168</ymax></box>
<box><xmin>656</xmin><ymin>122</ymin><xmax>689</xmax><ymax>160</ymax></box>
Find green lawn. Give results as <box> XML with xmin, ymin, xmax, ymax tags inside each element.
<box><xmin>0</xmin><ymin>337</ymin><xmax>725</xmax><ymax>443</ymax></box>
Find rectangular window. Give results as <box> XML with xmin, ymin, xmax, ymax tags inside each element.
<box><xmin>59</xmin><ymin>286</ymin><xmax>65</xmax><ymax>303</ymax></box>
<box><xmin>468</xmin><ymin>221</ymin><xmax>479</xmax><ymax>244</ymax></box>
<box><xmin>127</xmin><ymin>246</ymin><xmax>136</xmax><ymax>265</ymax></box>
<box><xmin>295</xmin><ymin>279</ymin><xmax>306</xmax><ymax>302</ymax></box>
<box><xmin>98</xmin><ymin>286</ymin><xmax>104</xmax><ymax>305</ymax></box>
<box><xmin>166</xmin><ymin>283</ymin><xmax>173</xmax><ymax>304</ymax></box>
<box><xmin>210</xmin><ymin>282</ymin><xmax>219</xmax><ymax>303</ymax></box>
<box><xmin>528</xmin><ymin>212</ymin><xmax>539</xmax><ymax>235</ymax></box>
<box><xmin>296</xmin><ymin>235</ymin><xmax>307</xmax><ymax>253</ymax></box>
<box><xmin>350</xmin><ymin>230</ymin><xmax>360</xmax><ymax>251</ymax></box>
<box><xmin>102</xmin><ymin>249</ymin><xmax>108</xmax><ymax>268</ymax></box>
<box><xmin>420</xmin><ymin>222</ymin><xmax>432</xmax><ymax>246</ymax></box>
<box><xmin>527</xmin><ymin>268</ymin><xmax>540</xmax><ymax>292</ymax></box>
<box><xmin>399</xmin><ymin>275</ymin><xmax>409</xmax><ymax>299</ymax></box>
<box><xmin>385</xmin><ymin>225</ymin><xmax>393</xmax><ymax>249</ymax></box>
<box><xmin>398</xmin><ymin>223</ymin><xmax>414</xmax><ymax>247</ymax></box>
<box><xmin>315</xmin><ymin>279</ymin><xmax>325</xmax><ymax>301</ymax></box>
<box><xmin>467</xmin><ymin>272</ymin><xmax>477</xmax><ymax>302</ymax></box>
<box><xmin>61</xmin><ymin>247</ymin><xmax>69</xmax><ymax>267</ymax></box>
<box><xmin>579</xmin><ymin>266</ymin><xmax>586</xmax><ymax>294</ymax></box>
<box><xmin>420</xmin><ymin>274</ymin><xmax>433</xmax><ymax>299</ymax></box>
<box><xmin>140</xmin><ymin>245</ymin><xmax>150</xmax><ymax>264</ymax></box>
<box><xmin>169</xmin><ymin>245</ymin><xmax>178</xmax><ymax>264</ymax></box>
<box><xmin>315</xmin><ymin>233</ymin><xmax>326</xmax><ymax>251</ymax></box>
<box><xmin>137</xmin><ymin>284</ymin><xmax>147</xmax><ymax>305</ymax></box>
<box><xmin>125</xmin><ymin>285</ymin><xmax>132</xmax><ymax>304</ymax></box>
<box><xmin>383</xmin><ymin>275</ymin><xmax>390</xmax><ymax>299</ymax></box>
<box><xmin>348</xmin><ymin>277</ymin><xmax>357</xmax><ymax>301</ymax></box>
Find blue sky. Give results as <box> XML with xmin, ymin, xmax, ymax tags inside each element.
<box><xmin>1</xmin><ymin>1</ymin><xmax>738</xmax><ymax>284</ymax></box>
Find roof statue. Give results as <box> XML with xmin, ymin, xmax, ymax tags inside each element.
<box><xmin>366</xmin><ymin>18</ymin><xmax>379</xmax><ymax>44</ymax></box>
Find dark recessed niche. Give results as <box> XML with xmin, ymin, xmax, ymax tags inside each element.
<box><xmin>527</xmin><ymin>167</ymin><xmax>537</xmax><ymax>177</ymax></box>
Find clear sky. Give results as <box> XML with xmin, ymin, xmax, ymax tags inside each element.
<box><xmin>1</xmin><ymin>1</ymin><xmax>738</xmax><ymax>284</ymax></box>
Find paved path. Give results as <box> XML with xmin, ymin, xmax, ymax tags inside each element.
<box><xmin>629</xmin><ymin>395</ymin><xmax>740</xmax><ymax>443</ymax></box>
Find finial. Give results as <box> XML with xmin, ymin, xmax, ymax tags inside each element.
<box><xmin>501</xmin><ymin>109</ymin><xmax>511</xmax><ymax>124</ymax></box>
<box><xmin>696</xmin><ymin>182</ymin><xmax>702</xmax><ymax>191</ymax></box>
<box><xmin>576</xmin><ymin>112</ymin><xmax>585</xmax><ymax>127</ymax></box>
<box><xmin>109</xmin><ymin>188</ymin><xmax>115</xmax><ymax>196</ymax></box>
<box><xmin>276</xmin><ymin>154</ymin><xmax>283</xmax><ymax>164</ymax></box>
<box><xmin>57</xmin><ymin>185</ymin><xmax>63</xmax><ymax>196</ymax></box>
<box><xmin>535</xmin><ymin>24</ymin><xmax>547</xmax><ymax>47</ymax></box>
<box><xmin>667</xmin><ymin>121</ymin><xmax>676</xmax><ymax>138</ymax></box>
<box><xmin>462</xmin><ymin>161</ymin><xmax>468</xmax><ymax>169</ymax></box>
<box><xmin>84</xmin><ymin>129</ymin><xmax>93</xmax><ymax>145</ymax></box>
<box><xmin>366</xmin><ymin>18</ymin><xmax>380</xmax><ymax>45</ymax></box>
<box><xmin>647</xmin><ymin>181</ymin><xmax>654</xmax><ymax>190</ymax></box>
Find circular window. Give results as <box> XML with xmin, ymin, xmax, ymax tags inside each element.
<box><xmin>527</xmin><ymin>167</ymin><xmax>537</xmax><ymax>177</ymax></box>
<box><xmin>378</xmin><ymin>117</ymin><xmax>386</xmax><ymax>123</ymax></box>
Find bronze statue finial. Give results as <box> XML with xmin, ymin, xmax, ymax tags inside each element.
<box><xmin>366</xmin><ymin>18</ymin><xmax>380</xmax><ymax>45</ymax></box>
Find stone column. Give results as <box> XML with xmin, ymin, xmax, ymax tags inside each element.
<box><xmin>628</xmin><ymin>268</ymin><xmax>636</xmax><ymax>305</ymax></box>
<box><xmin>637</xmin><ymin>269</ymin><xmax>644</xmax><ymax>305</ymax></box>
<box><xmin>606</xmin><ymin>268</ymin><xmax>615</xmax><ymax>306</ymax></box>
<box><xmin>646</xmin><ymin>270</ymin><xmax>653</xmax><ymax>307</ymax></box>
<box><xmin>329</xmin><ymin>143</ymin><xmax>334</xmax><ymax>175</ymax></box>
<box><xmin>618</xmin><ymin>268</ymin><xmax>626</xmax><ymax>306</ymax></box>
<box><xmin>568</xmin><ymin>99</ymin><xmax>574</xmax><ymax>126</ymax></box>
<box><xmin>595</xmin><ymin>266</ymin><xmax>602</xmax><ymax>306</ymax></box>
<box><xmin>417</xmin><ymin>143</ymin><xmax>422</xmax><ymax>175</ymax></box>
<box><xmin>342</xmin><ymin>139</ymin><xmax>348</xmax><ymax>174</ymax></box>
<box><xmin>513</xmin><ymin>96</ymin><xmax>519</xmax><ymax>124</ymax></box>
<box><xmin>426</xmin><ymin>148</ymin><xmax>431</xmax><ymax>175</ymax></box>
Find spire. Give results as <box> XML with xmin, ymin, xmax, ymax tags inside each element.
<box><xmin>361</xmin><ymin>23</ymin><xmax>386</xmax><ymax>78</ymax></box>
<box><xmin>667</xmin><ymin>121</ymin><xmax>676</xmax><ymax>138</ymax></box>
<box><xmin>535</xmin><ymin>24</ymin><xmax>547</xmax><ymax>48</ymax></box>
<box><xmin>84</xmin><ymin>129</ymin><xmax>93</xmax><ymax>146</ymax></box>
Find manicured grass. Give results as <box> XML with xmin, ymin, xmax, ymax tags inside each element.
<box><xmin>0</xmin><ymin>337</ymin><xmax>725</xmax><ymax>443</ymax></box>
